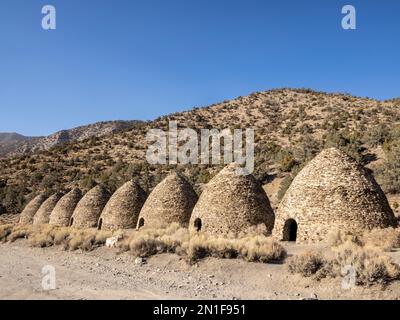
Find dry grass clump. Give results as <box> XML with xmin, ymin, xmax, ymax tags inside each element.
<box><xmin>129</xmin><ymin>236</ymin><xmax>165</xmax><ymax>257</ymax></box>
<box><xmin>289</xmin><ymin>241</ymin><xmax>400</xmax><ymax>286</ymax></box>
<box><xmin>159</xmin><ymin>227</ymin><xmax>189</xmax><ymax>254</ymax></box>
<box><xmin>0</xmin><ymin>223</ymin><xmax>115</xmax><ymax>251</ymax></box>
<box><xmin>8</xmin><ymin>224</ymin><xmax>41</xmax><ymax>242</ymax></box>
<box><xmin>124</xmin><ymin>223</ymin><xmax>188</xmax><ymax>257</ymax></box>
<box><xmin>4</xmin><ymin>224</ymin><xmax>58</xmax><ymax>248</ymax></box>
<box><xmin>328</xmin><ymin>227</ymin><xmax>400</xmax><ymax>252</ymax></box>
<box><xmin>185</xmin><ymin>235</ymin><xmax>287</xmax><ymax>263</ymax></box>
<box><xmin>327</xmin><ymin>228</ymin><xmax>361</xmax><ymax>247</ymax></box>
<box><xmin>287</xmin><ymin>251</ymin><xmax>327</xmax><ymax>277</ymax></box>
<box><xmin>63</xmin><ymin>229</ymin><xmax>114</xmax><ymax>251</ymax></box>
<box><xmin>331</xmin><ymin>241</ymin><xmax>400</xmax><ymax>286</ymax></box>
<box><xmin>28</xmin><ymin>233</ymin><xmax>54</xmax><ymax>248</ymax></box>
<box><xmin>237</xmin><ymin>235</ymin><xmax>287</xmax><ymax>263</ymax></box>
<box><xmin>0</xmin><ymin>224</ymin><xmax>13</xmax><ymax>242</ymax></box>
<box><xmin>53</xmin><ymin>228</ymin><xmax>71</xmax><ymax>245</ymax></box>
<box><xmin>185</xmin><ymin>235</ymin><xmax>239</xmax><ymax>261</ymax></box>
<box><xmin>67</xmin><ymin>232</ymin><xmax>93</xmax><ymax>251</ymax></box>
<box><xmin>122</xmin><ymin>224</ymin><xmax>286</xmax><ymax>264</ymax></box>
<box><xmin>96</xmin><ymin>230</ymin><xmax>116</xmax><ymax>244</ymax></box>
<box><xmin>362</xmin><ymin>228</ymin><xmax>400</xmax><ymax>252</ymax></box>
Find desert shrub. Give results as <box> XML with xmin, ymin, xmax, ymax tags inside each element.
<box><xmin>92</xmin><ymin>230</ymin><xmax>113</xmax><ymax>246</ymax></box>
<box><xmin>159</xmin><ymin>227</ymin><xmax>190</xmax><ymax>254</ymax></box>
<box><xmin>376</xmin><ymin>160</ymin><xmax>400</xmax><ymax>194</ymax></box>
<box><xmin>81</xmin><ymin>234</ymin><xmax>96</xmax><ymax>251</ymax></box>
<box><xmin>289</xmin><ymin>240</ymin><xmax>400</xmax><ymax>286</ymax></box>
<box><xmin>0</xmin><ymin>224</ymin><xmax>119</xmax><ymax>251</ymax></box>
<box><xmin>237</xmin><ymin>236</ymin><xmax>287</xmax><ymax>263</ymax></box>
<box><xmin>28</xmin><ymin>233</ymin><xmax>54</xmax><ymax>248</ymax></box>
<box><xmin>118</xmin><ymin>237</ymin><xmax>131</xmax><ymax>253</ymax></box>
<box><xmin>53</xmin><ymin>228</ymin><xmax>71</xmax><ymax>245</ymax></box>
<box><xmin>294</xmin><ymin>136</ymin><xmax>321</xmax><ymax>163</ymax></box>
<box><xmin>65</xmin><ymin>230</ymin><xmax>106</xmax><ymax>252</ymax></box>
<box><xmin>123</xmin><ymin>224</ymin><xmax>286</xmax><ymax>264</ymax></box>
<box><xmin>210</xmin><ymin>239</ymin><xmax>238</xmax><ymax>259</ymax></box>
<box><xmin>127</xmin><ymin>223</ymin><xmax>187</xmax><ymax>257</ymax></box>
<box><xmin>324</xmin><ymin>131</ymin><xmax>364</xmax><ymax>163</ymax></box>
<box><xmin>376</xmin><ymin>137</ymin><xmax>400</xmax><ymax>193</ymax></box>
<box><xmin>6</xmin><ymin>225</ymin><xmax>52</xmax><ymax>243</ymax></box>
<box><xmin>331</xmin><ymin>241</ymin><xmax>400</xmax><ymax>286</ymax></box>
<box><xmin>287</xmin><ymin>251</ymin><xmax>326</xmax><ymax>277</ymax></box>
<box><xmin>327</xmin><ymin>228</ymin><xmax>361</xmax><ymax>247</ymax></box>
<box><xmin>67</xmin><ymin>233</ymin><xmax>85</xmax><ymax>251</ymax></box>
<box><xmin>2</xmin><ymin>185</ymin><xmax>26</xmax><ymax>215</ymax></box>
<box><xmin>94</xmin><ymin>230</ymin><xmax>113</xmax><ymax>245</ymax></box>
<box><xmin>185</xmin><ymin>235</ymin><xmax>211</xmax><ymax>262</ymax></box>
<box><xmin>16</xmin><ymin>225</ymin><xmax>56</xmax><ymax>248</ymax></box>
<box><xmin>8</xmin><ymin>225</ymin><xmax>31</xmax><ymax>242</ymax></box>
<box><xmin>0</xmin><ymin>224</ymin><xmax>13</xmax><ymax>242</ymax></box>
<box><xmin>129</xmin><ymin>236</ymin><xmax>165</xmax><ymax>257</ymax></box>
<box><xmin>0</xmin><ymin>224</ymin><xmax>286</xmax><ymax>263</ymax></box>
<box><xmin>362</xmin><ymin>228</ymin><xmax>400</xmax><ymax>252</ymax></box>
<box><xmin>185</xmin><ymin>234</ymin><xmax>286</xmax><ymax>264</ymax></box>
<box><xmin>185</xmin><ymin>236</ymin><xmax>238</xmax><ymax>262</ymax></box>
<box><xmin>276</xmin><ymin>150</ymin><xmax>296</xmax><ymax>173</ymax></box>
<box><xmin>363</xmin><ymin>124</ymin><xmax>389</xmax><ymax>147</ymax></box>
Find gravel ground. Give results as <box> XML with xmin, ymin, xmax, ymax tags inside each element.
<box><xmin>1</xmin><ymin>241</ymin><xmax>400</xmax><ymax>300</ymax></box>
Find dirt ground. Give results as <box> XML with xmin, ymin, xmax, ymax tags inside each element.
<box><xmin>1</xmin><ymin>240</ymin><xmax>400</xmax><ymax>300</ymax></box>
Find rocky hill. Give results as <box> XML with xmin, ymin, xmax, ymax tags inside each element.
<box><xmin>0</xmin><ymin>133</ymin><xmax>37</xmax><ymax>158</ymax></box>
<box><xmin>1</xmin><ymin>88</ymin><xmax>400</xmax><ymax>215</ymax></box>
<box><xmin>0</xmin><ymin>133</ymin><xmax>30</xmax><ymax>143</ymax></box>
<box><xmin>0</xmin><ymin>121</ymin><xmax>141</xmax><ymax>158</ymax></box>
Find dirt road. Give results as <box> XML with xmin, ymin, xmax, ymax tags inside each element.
<box><xmin>0</xmin><ymin>241</ymin><xmax>399</xmax><ymax>300</ymax></box>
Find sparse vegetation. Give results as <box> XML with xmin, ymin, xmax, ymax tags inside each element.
<box><xmin>0</xmin><ymin>224</ymin><xmax>114</xmax><ymax>251</ymax></box>
<box><xmin>0</xmin><ymin>224</ymin><xmax>13</xmax><ymax>242</ymax></box>
<box><xmin>362</xmin><ymin>228</ymin><xmax>400</xmax><ymax>252</ymax></box>
<box><xmin>289</xmin><ymin>231</ymin><xmax>400</xmax><ymax>286</ymax></box>
<box><xmin>287</xmin><ymin>251</ymin><xmax>326</xmax><ymax>277</ymax></box>
<box><xmin>120</xmin><ymin>224</ymin><xmax>286</xmax><ymax>264</ymax></box>
<box><xmin>327</xmin><ymin>228</ymin><xmax>362</xmax><ymax>247</ymax></box>
<box><xmin>331</xmin><ymin>241</ymin><xmax>400</xmax><ymax>286</ymax></box>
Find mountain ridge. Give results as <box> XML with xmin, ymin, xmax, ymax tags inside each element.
<box><xmin>0</xmin><ymin>120</ymin><xmax>143</xmax><ymax>158</ymax></box>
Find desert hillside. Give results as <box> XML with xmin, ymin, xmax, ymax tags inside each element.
<box><xmin>1</xmin><ymin>88</ymin><xmax>400</xmax><ymax>215</ymax></box>
<box><xmin>0</xmin><ymin>120</ymin><xmax>141</xmax><ymax>158</ymax></box>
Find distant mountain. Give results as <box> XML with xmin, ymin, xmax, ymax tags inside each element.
<box><xmin>0</xmin><ymin>133</ymin><xmax>38</xmax><ymax>158</ymax></box>
<box><xmin>0</xmin><ymin>120</ymin><xmax>142</xmax><ymax>158</ymax></box>
<box><xmin>0</xmin><ymin>133</ymin><xmax>32</xmax><ymax>143</ymax></box>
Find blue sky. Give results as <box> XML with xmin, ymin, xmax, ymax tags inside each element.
<box><xmin>0</xmin><ymin>0</ymin><xmax>399</xmax><ymax>136</ymax></box>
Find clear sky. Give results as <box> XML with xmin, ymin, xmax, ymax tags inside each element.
<box><xmin>0</xmin><ymin>0</ymin><xmax>399</xmax><ymax>136</ymax></box>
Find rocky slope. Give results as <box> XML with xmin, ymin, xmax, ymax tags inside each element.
<box><xmin>0</xmin><ymin>133</ymin><xmax>38</xmax><ymax>158</ymax></box>
<box><xmin>0</xmin><ymin>121</ymin><xmax>141</xmax><ymax>158</ymax></box>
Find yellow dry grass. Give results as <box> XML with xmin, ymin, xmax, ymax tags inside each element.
<box><xmin>362</xmin><ymin>228</ymin><xmax>400</xmax><ymax>252</ymax></box>
<box><xmin>287</xmin><ymin>251</ymin><xmax>326</xmax><ymax>277</ymax></box>
<box><xmin>288</xmin><ymin>239</ymin><xmax>400</xmax><ymax>286</ymax></box>
<box><xmin>122</xmin><ymin>223</ymin><xmax>286</xmax><ymax>264</ymax></box>
<box><xmin>0</xmin><ymin>223</ymin><xmax>116</xmax><ymax>251</ymax></box>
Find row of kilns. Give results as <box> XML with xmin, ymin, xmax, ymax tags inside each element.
<box><xmin>18</xmin><ymin>148</ymin><xmax>397</xmax><ymax>243</ymax></box>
